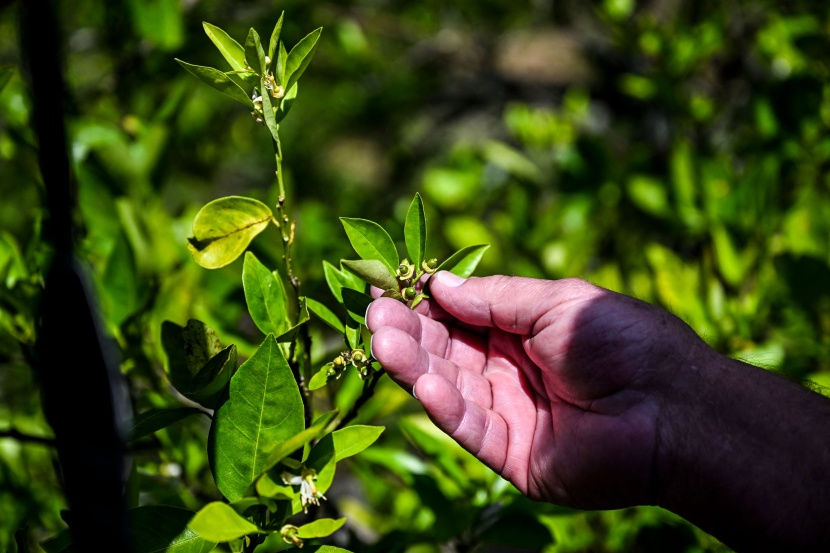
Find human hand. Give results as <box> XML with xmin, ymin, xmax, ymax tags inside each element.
<box><xmin>367</xmin><ymin>272</ymin><xmax>712</xmax><ymax>510</ymax></box>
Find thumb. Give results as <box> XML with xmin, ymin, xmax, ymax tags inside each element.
<box><xmin>429</xmin><ymin>271</ymin><xmax>600</xmax><ymax>335</ymax></box>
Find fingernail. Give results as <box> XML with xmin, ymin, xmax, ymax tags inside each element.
<box><xmin>364</xmin><ymin>301</ymin><xmax>373</xmax><ymax>326</ymax></box>
<box><xmin>411</xmin><ymin>383</ymin><xmax>418</xmax><ymax>400</ymax></box>
<box><xmin>434</xmin><ymin>271</ymin><xmax>465</xmax><ymax>288</ymax></box>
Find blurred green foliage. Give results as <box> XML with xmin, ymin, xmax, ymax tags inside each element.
<box><xmin>2</xmin><ymin>0</ymin><xmax>830</xmax><ymax>551</ymax></box>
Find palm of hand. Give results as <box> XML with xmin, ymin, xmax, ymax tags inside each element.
<box><xmin>369</xmin><ymin>280</ymin><xmax>680</xmax><ymax>509</ymax></box>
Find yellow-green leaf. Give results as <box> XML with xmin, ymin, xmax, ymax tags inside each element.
<box><xmin>187</xmin><ymin>196</ymin><xmax>273</xmax><ymax>269</ymax></box>
<box><xmin>202</xmin><ymin>22</ymin><xmax>246</xmax><ymax>72</ymax></box>
<box><xmin>188</xmin><ymin>502</ymin><xmax>258</xmax><ymax>542</ymax></box>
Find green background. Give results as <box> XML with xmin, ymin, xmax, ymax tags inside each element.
<box><xmin>1</xmin><ymin>0</ymin><xmax>829</xmax><ymax>551</ymax></box>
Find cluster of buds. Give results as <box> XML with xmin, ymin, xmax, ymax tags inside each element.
<box><xmin>282</xmin><ymin>468</ymin><xmax>325</xmax><ymax>513</ymax></box>
<box><xmin>326</xmin><ymin>348</ymin><xmax>373</xmax><ymax>380</ymax></box>
<box><xmin>265</xmin><ymin>73</ymin><xmax>285</xmax><ymax>99</ymax></box>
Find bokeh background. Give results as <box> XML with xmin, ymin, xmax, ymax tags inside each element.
<box><xmin>2</xmin><ymin>0</ymin><xmax>830</xmax><ymax>551</ymax></box>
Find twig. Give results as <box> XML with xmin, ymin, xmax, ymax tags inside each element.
<box><xmin>338</xmin><ymin>367</ymin><xmax>386</xmax><ymax>428</ymax></box>
<box><xmin>0</xmin><ymin>428</ymin><xmax>56</xmax><ymax>447</ymax></box>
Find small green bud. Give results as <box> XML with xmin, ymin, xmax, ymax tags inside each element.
<box><xmin>351</xmin><ymin>349</ymin><xmax>367</xmax><ymax>366</ymax></box>
<box><xmin>397</xmin><ymin>259</ymin><xmax>415</xmax><ymax>280</ymax></box>
<box><xmin>422</xmin><ymin>258</ymin><xmax>439</xmax><ymax>274</ymax></box>
<box><xmin>403</xmin><ymin>287</ymin><xmax>417</xmax><ymax>301</ymax></box>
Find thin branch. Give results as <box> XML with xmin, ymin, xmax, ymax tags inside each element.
<box><xmin>0</xmin><ymin>428</ymin><xmax>56</xmax><ymax>447</ymax></box>
<box><xmin>338</xmin><ymin>367</ymin><xmax>386</xmax><ymax>428</ymax></box>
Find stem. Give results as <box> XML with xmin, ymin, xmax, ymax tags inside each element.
<box><xmin>272</xmin><ymin>135</ymin><xmax>313</xmax><ymax>429</ymax></box>
<box><xmin>0</xmin><ymin>429</ymin><xmax>56</xmax><ymax>447</ymax></box>
<box><xmin>338</xmin><ymin>368</ymin><xmax>386</xmax><ymax>428</ymax></box>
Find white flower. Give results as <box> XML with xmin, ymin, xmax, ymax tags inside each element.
<box><xmin>281</xmin><ymin>468</ymin><xmax>325</xmax><ymax>513</ymax></box>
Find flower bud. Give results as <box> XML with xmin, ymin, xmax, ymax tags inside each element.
<box><xmin>280</xmin><ymin>525</ymin><xmax>303</xmax><ymax>548</ymax></box>
<box><xmin>265</xmin><ymin>55</ymin><xmax>272</xmax><ymax>66</ymax></box>
<box><xmin>397</xmin><ymin>259</ymin><xmax>415</xmax><ymax>280</ymax></box>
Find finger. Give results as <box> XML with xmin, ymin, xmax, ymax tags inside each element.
<box><xmin>367</xmin><ymin>298</ymin><xmax>488</xmax><ymax>368</ymax></box>
<box><xmin>370</xmin><ymin>326</ymin><xmax>492</xmax><ymax>407</ymax></box>
<box><xmin>429</xmin><ymin>272</ymin><xmax>604</xmax><ymax>335</ymax></box>
<box><xmin>414</xmin><ymin>373</ymin><xmax>515</xmax><ymax>485</ymax></box>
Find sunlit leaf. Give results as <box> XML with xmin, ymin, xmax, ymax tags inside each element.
<box><xmin>268</xmin><ymin>12</ymin><xmax>285</xmax><ymax>66</ymax></box>
<box><xmin>175</xmin><ymin>59</ymin><xmax>253</xmax><ymax>108</ymax></box>
<box><xmin>342</xmin><ymin>288</ymin><xmax>373</xmax><ymax>324</ymax></box>
<box><xmin>308</xmin><ymin>364</ymin><xmax>332</xmax><ymax>391</ymax></box>
<box><xmin>245</xmin><ymin>28</ymin><xmax>280</xmax><ymax>143</ymax></box>
<box><xmin>188</xmin><ymin>502</ymin><xmax>259</xmax><ymax>542</ymax></box>
<box><xmin>323</xmin><ymin>260</ymin><xmax>363</xmax><ymax>303</ymax></box>
<box><xmin>340</xmin><ymin>218</ymin><xmax>398</xmax><ymax>271</ymax></box>
<box><xmin>261</xmin><ymin>409</ymin><xmax>338</xmax><ymax>472</ymax></box>
<box><xmin>275</xmin><ymin>41</ymin><xmax>288</xmax><ymax>86</ymax></box>
<box><xmin>130</xmin><ymin>506</ymin><xmax>215</xmax><ymax>553</ymax></box>
<box><xmin>345</xmin><ymin>322</ymin><xmax>361</xmax><ymax>350</ymax></box>
<box><xmin>243</xmin><ymin>252</ymin><xmax>290</xmax><ymax>336</ymax></box>
<box><xmin>436</xmin><ymin>244</ymin><xmax>490</xmax><ymax>277</ymax></box>
<box><xmin>331</xmin><ymin>425</ymin><xmax>385</xmax><ymax>462</ymax></box>
<box><xmin>285</xmin><ymin>28</ymin><xmax>322</xmax><ymax>91</ymax></box>
<box><xmin>255</xmin><ymin>472</ymin><xmax>295</xmax><ymax>499</ymax></box>
<box><xmin>187</xmin><ymin>196</ymin><xmax>273</xmax><ymax>269</ymax></box>
<box><xmin>202</xmin><ymin>22</ymin><xmax>246</xmax><ymax>72</ymax></box>
<box><xmin>341</xmin><ymin>259</ymin><xmax>398</xmax><ymax>290</ymax></box>
<box><xmin>128</xmin><ymin>407</ymin><xmax>206</xmax><ymax>441</ymax></box>
<box><xmin>275</xmin><ymin>297</ymin><xmax>309</xmax><ymax>343</ymax></box>
<box><xmin>297</xmin><ymin>518</ymin><xmax>347</xmax><ymax>539</ymax></box>
<box><xmin>209</xmin><ymin>335</ymin><xmax>303</xmax><ymax>501</ymax></box>
<box><xmin>275</xmin><ymin>82</ymin><xmax>298</xmax><ymax>123</ymax></box>
<box><xmin>305</xmin><ymin>297</ymin><xmax>345</xmax><ymax>333</ymax></box>
<box><xmin>404</xmin><ymin>193</ymin><xmax>427</xmax><ymax>268</ymax></box>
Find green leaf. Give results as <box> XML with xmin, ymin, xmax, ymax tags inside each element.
<box><xmin>268</xmin><ymin>12</ymin><xmax>285</xmax><ymax>66</ymax></box>
<box><xmin>304</xmin><ymin>297</ymin><xmax>345</xmax><ymax>334</ymax></box>
<box><xmin>323</xmin><ymin>260</ymin><xmax>363</xmax><ymax>303</ymax></box>
<box><xmin>128</xmin><ymin>407</ymin><xmax>205</xmax><ymax>441</ymax></box>
<box><xmin>404</xmin><ymin>193</ymin><xmax>427</xmax><ymax>268</ymax></box>
<box><xmin>285</xmin><ymin>28</ymin><xmax>322</xmax><ymax>91</ymax></box>
<box><xmin>341</xmin><ymin>259</ymin><xmax>398</xmax><ymax>290</ymax></box>
<box><xmin>261</xmin><ymin>409</ymin><xmax>338</xmax><ymax>472</ymax></box>
<box><xmin>297</xmin><ymin>518</ymin><xmax>347</xmax><ymax>539</ymax></box>
<box><xmin>345</xmin><ymin>323</ymin><xmax>361</xmax><ymax>350</ymax></box>
<box><xmin>188</xmin><ymin>502</ymin><xmax>259</xmax><ymax>543</ymax></box>
<box><xmin>175</xmin><ymin>59</ymin><xmax>252</xmax><ymax>108</ymax></box>
<box><xmin>275</xmin><ymin>41</ymin><xmax>288</xmax><ymax>86</ymax></box>
<box><xmin>275</xmin><ymin>297</ymin><xmax>310</xmax><ymax>342</ymax></box>
<box><xmin>305</xmin><ymin>546</ymin><xmax>354</xmax><ymax>553</ymax></box>
<box><xmin>202</xmin><ymin>22</ymin><xmax>246</xmax><ymax>72</ymax></box>
<box><xmin>255</xmin><ymin>473</ymin><xmax>295</xmax><ymax>499</ymax></box>
<box><xmin>188</xmin><ymin>345</ymin><xmax>237</xmax><ymax>409</ymax></box>
<box><xmin>156</xmin><ymin>337</ymin><xmax>236</xmax><ymax>411</ymax></box>
<box><xmin>242</xmin><ymin>252</ymin><xmax>290</xmax><ymax>336</ymax></box>
<box><xmin>436</xmin><ymin>244</ymin><xmax>490</xmax><ymax>278</ymax></box>
<box><xmin>244</xmin><ymin>28</ymin><xmax>265</xmax><ymax>75</ymax></box>
<box><xmin>340</xmin><ymin>218</ymin><xmax>398</xmax><ymax>271</ymax></box>
<box><xmin>229</xmin><ymin>496</ymin><xmax>277</xmax><ymax>515</ymax></box>
<box><xmin>209</xmin><ymin>336</ymin><xmax>304</xmax><ymax>501</ymax></box>
<box><xmin>129</xmin><ymin>506</ymin><xmax>215</xmax><ymax>553</ymax></box>
<box><xmin>274</xmin><ymin>82</ymin><xmax>298</xmax><ymax>124</ymax></box>
<box><xmin>161</xmin><ymin>320</ymin><xmax>222</xmax><ymax>393</ymax></box>
<box><xmin>187</xmin><ymin>196</ymin><xmax>273</xmax><ymax>269</ymax></box>
<box><xmin>341</xmin><ymin>289</ymin><xmax>373</xmax><ymax>324</ymax></box>
<box><xmin>332</xmin><ymin>425</ymin><xmax>385</xmax><ymax>462</ymax></box>
<box><xmin>308</xmin><ymin>364</ymin><xmax>332</xmax><ymax>391</ymax></box>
